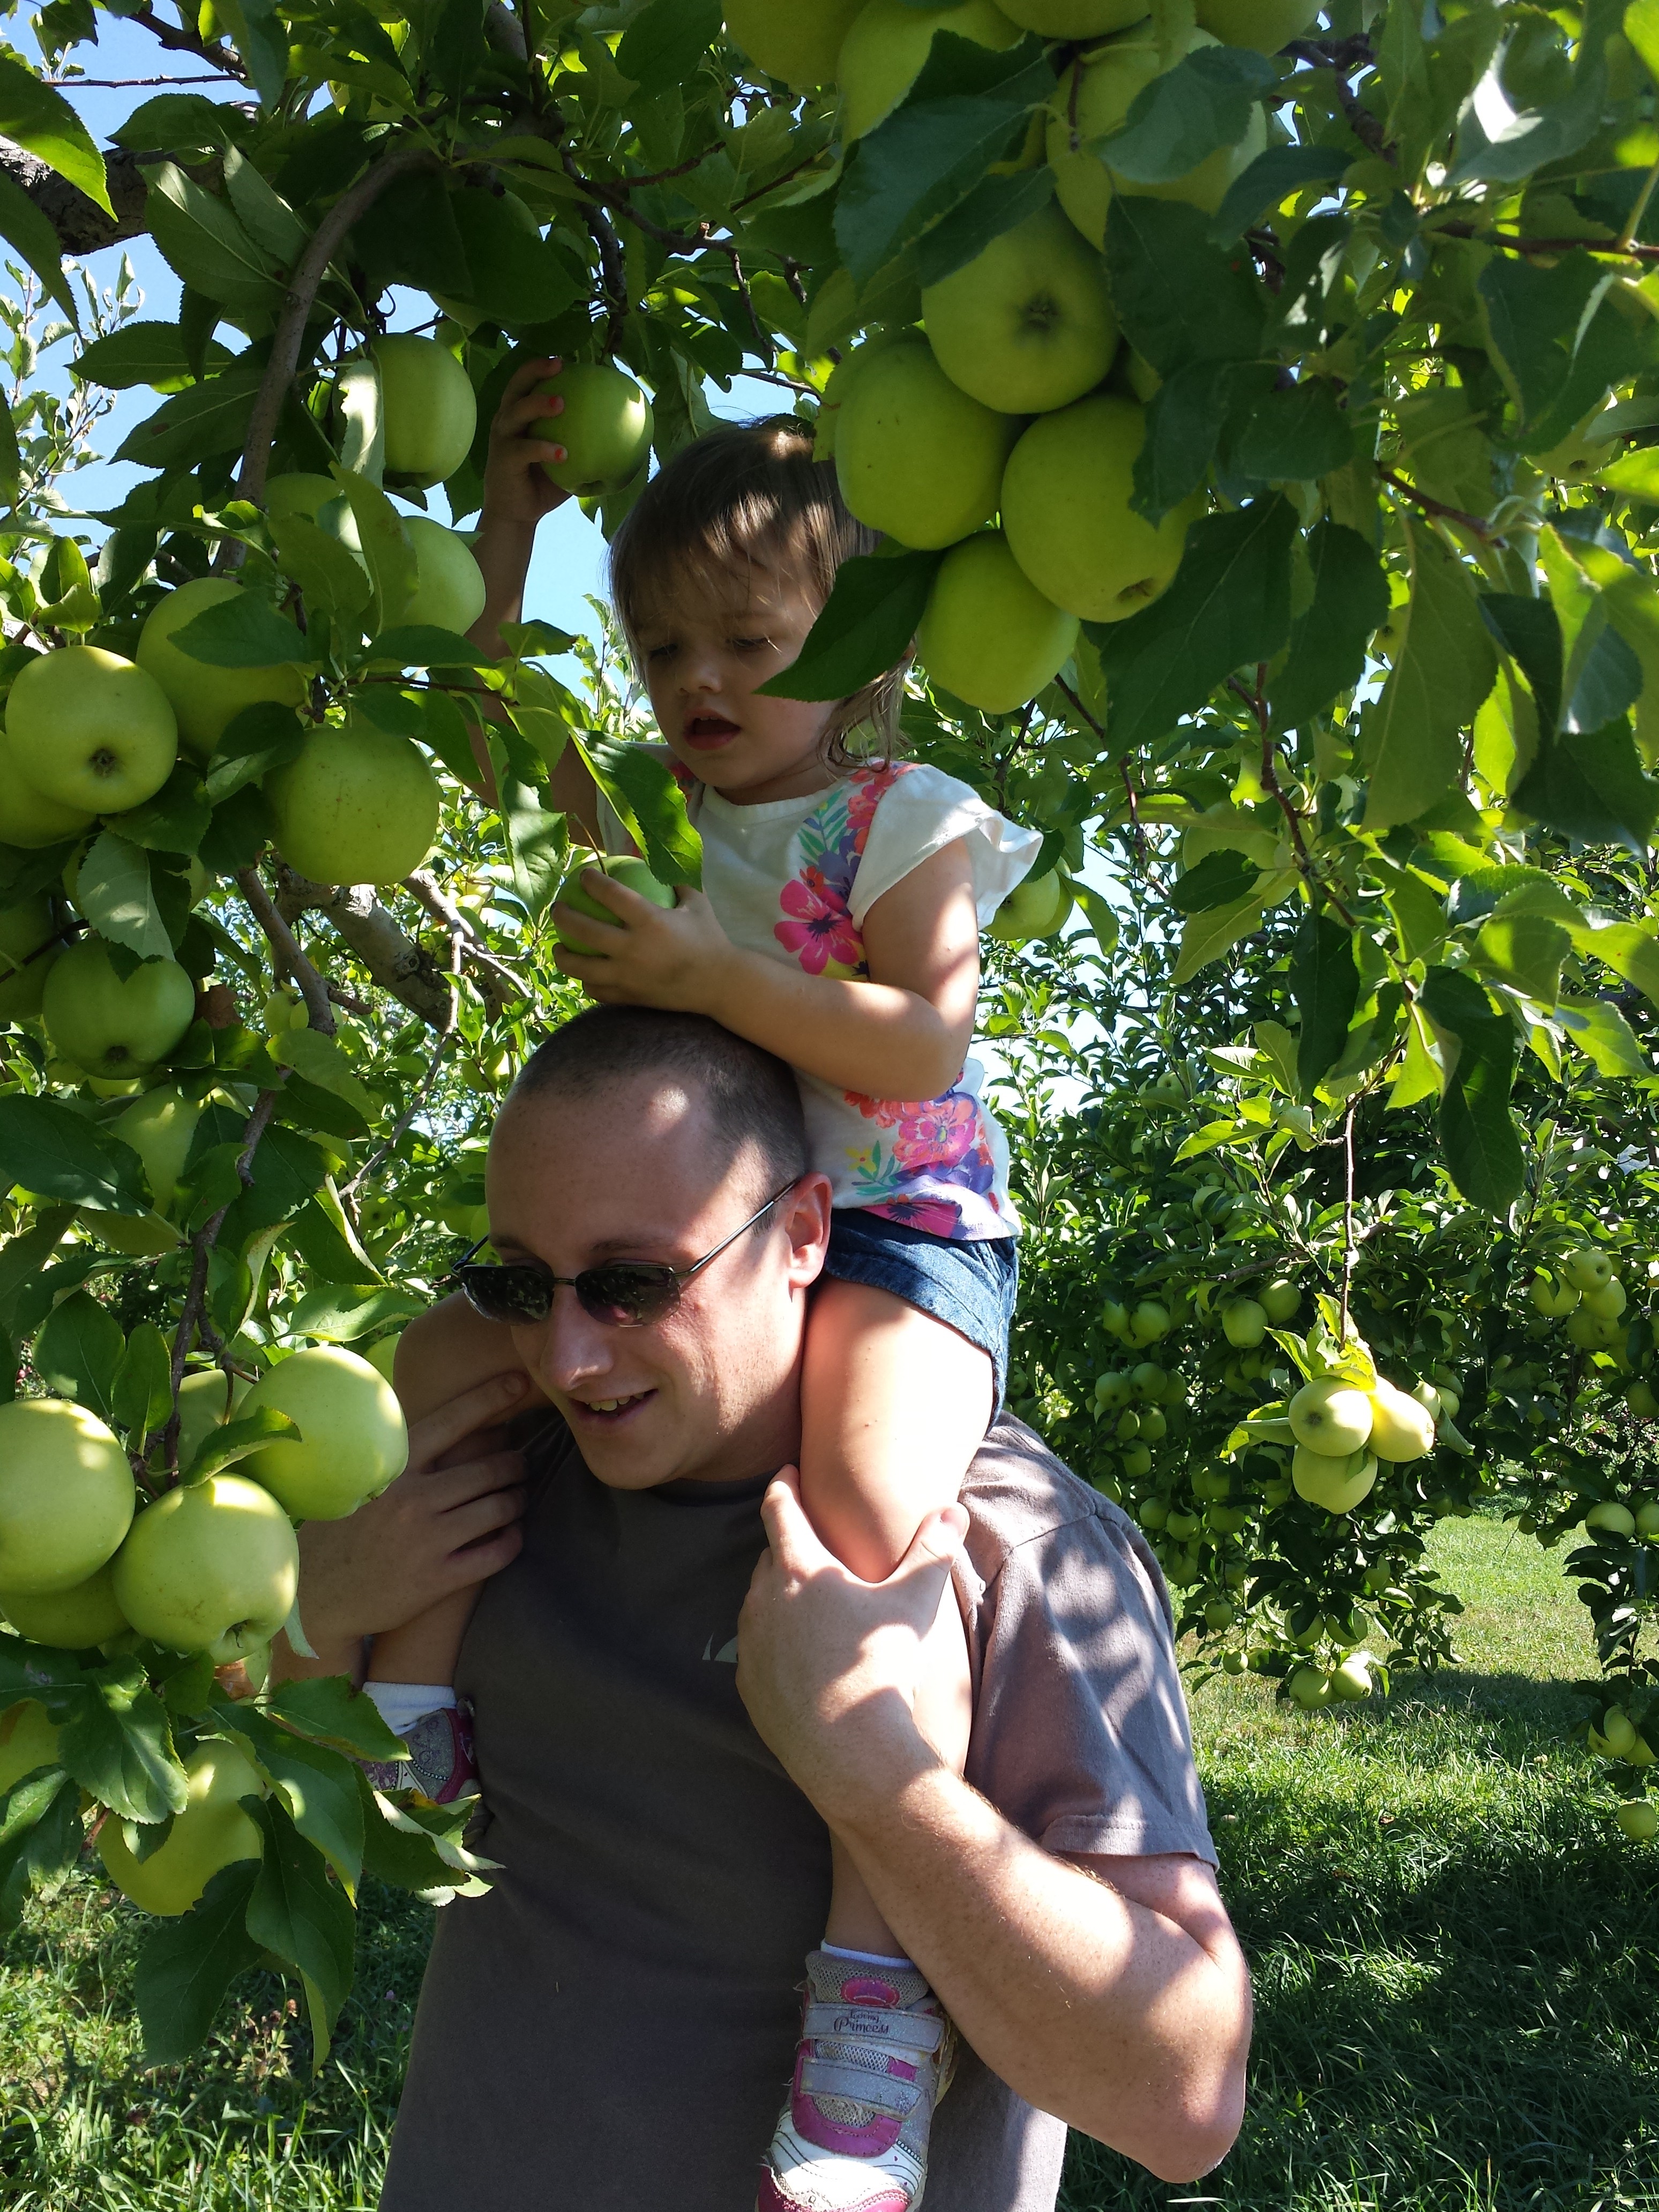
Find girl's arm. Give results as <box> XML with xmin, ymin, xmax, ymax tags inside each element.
<box><xmin>552</xmin><ymin>838</ymin><xmax>981</xmax><ymax>1101</ymax></box>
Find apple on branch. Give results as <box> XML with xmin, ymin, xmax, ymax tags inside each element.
<box><xmin>99</xmin><ymin>1739</ymin><xmax>266</xmax><ymax>1916</ymax></box>
<box><xmin>113</xmin><ymin>1473</ymin><xmax>300</xmax><ymax>1661</ymax></box>
<box><xmin>834</xmin><ymin>338</ymin><xmax>1019</xmax><ymax>551</ymax></box>
<box><xmin>264</xmin><ymin>721</ymin><xmax>440</xmax><ymax>888</ymax></box>
<box><xmin>920</xmin><ymin>203</ymin><xmax>1119</xmax><ymax>416</ymax></box>
<box><xmin>137</xmin><ymin>578</ymin><xmax>309</xmax><ymax>763</ymax></box>
<box><xmin>916</xmin><ymin>529</ymin><xmax>1078</xmax><ymax>710</ymax></box>
<box><xmin>365</xmin><ymin>333</ymin><xmax>479</xmax><ymax>490</ymax></box>
<box><xmin>239</xmin><ymin>1344</ymin><xmax>409</xmax><ymax>1520</ymax></box>
<box><xmin>5</xmin><ymin>645</ymin><xmax>177</xmax><ymax>816</ymax></box>
<box><xmin>41</xmin><ymin>938</ymin><xmax>197</xmax><ymax>1080</ymax></box>
<box><xmin>0</xmin><ymin>1399</ymin><xmax>136</xmax><ymax>1595</ymax></box>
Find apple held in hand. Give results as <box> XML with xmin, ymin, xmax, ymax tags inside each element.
<box><xmin>1288</xmin><ymin>1376</ymin><xmax>1374</xmax><ymax>1455</ymax></box>
<box><xmin>835</xmin><ymin>340</ymin><xmax>1019</xmax><ymax>551</ymax></box>
<box><xmin>369</xmin><ymin>333</ymin><xmax>478</xmax><ymax>488</ymax></box>
<box><xmin>0</xmin><ymin>893</ymin><xmax>65</xmax><ymax>1021</ymax></box>
<box><xmin>1002</xmin><ymin>395</ymin><xmax>1200</xmax><ymax>622</ymax></box>
<box><xmin>555</xmin><ymin>854</ymin><xmax>676</xmax><ymax>955</ymax></box>
<box><xmin>723</xmin><ymin>0</ymin><xmax>869</xmax><ymax>85</ymax></box>
<box><xmin>917</xmin><ymin>530</ymin><xmax>1079</xmax><ymax>710</ymax></box>
<box><xmin>239</xmin><ymin>1344</ymin><xmax>408</xmax><ymax>1520</ymax></box>
<box><xmin>113</xmin><ymin>1473</ymin><xmax>299</xmax><ymax>1660</ymax></box>
<box><xmin>42</xmin><ymin>938</ymin><xmax>197</xmax><ymax>1079</ymax></box>
<box><xmin>538</xmin><ymin>362</ymin><xmax>654</xmax><ymax>497</ymax></box>
<box><xmin>0</xmin><ymin>1558</ymin><xmax>128</xmax><ymax>1647</ymax></box>
<box><xmin>988</xmin><ymin>867</ymin><xmax>1073</xmax><ymax>946</ymax></box>
<box><xmin>838</xmin><ymin>0</ymin><xmax>1022</xmax><ymax>138</ymax></box>
<box><xmin>136</xmin><ymin>579</ymin><xmax>308</xmax><ymax>763</ymax></box>
<box><xmin>0</xmin><ymin>1399</ymin><xmax>135</xmax><ymax>1594</ymax></box>
<box><xmin>402</xmin><ymin>516</ymin><xmax>488</xmax><ymax>634</ymax></box>
<box><xmin>1365</xmin><ymin>1378</ymin><xmax>1436</xmax><ymax>1463</ymax></box>
<box><xmin>99</xmin><ymin>1738</ymin><xmax>265</xmax><ymax>1915</ymax></box>
<box><xmin>6</xmin><ymin>645</ymin><xmax>177</xmax><ymax>815</ymax></box>
<box><xmin>264</xmin><ymin>722</ymin><xmax>440</xmax><ymax>887</ymax></box>
<box><xmin>922</xmin><ymin>204</ymin><xmax>1119</xmax><ymax>415</ymax></box>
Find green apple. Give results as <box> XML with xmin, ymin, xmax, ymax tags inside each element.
<box><xmin>1585</xmin><ymin>1501</ymin><xmax>1637</xmax><ymax>1536</ymax></box>
<box><xmin>835</xmin><ymin>339</ymin><xmax>1020</xmax><ymax>550</ymax></box>
<box><xmin>1288</xmin><ymin>1377</ymin><xmax>1373</xmax><ymax>1455</ymax></box>
<box><xmin>264</xmin><ymin>722</ymin><xmax>440</xmax><ymax>887</ymax></box>
<box><xmin>1164</xmin><ymin>1507</ymin><xmax>1200</xmax><ymax>1539</ymax></box>
<box><xmin>1617</xmin><ymin>1798</ymin><xmax>1658</xmax><ymax>1841</ymax></box>
<box><xmin>1329</xmin><ymin>1651</ymin><xmax>1374</xmax><ymax>1701</ymax></box>
<box><xmin>997</xmin><ymin>0</ymin><xmax>1150</xmax><ymax>30</ymax></box>
<box><xmin>1287</xmin><ymin>1663</ymin><xmax>1333</xmax><ymax>1710</ymax></box>
<box><xmin>0</xmin><ymin>1699</ymin><xmax>61</xmax><ymax>1792</ymax></box>
<box><xmin>1530</xmin><ymin>1270</ymin><xmax>1579</xmax><ymax>1316</ymax></box>
<box><xmin>1100</xmin><ymin>1296</ymin><xmax>1131</xmax><ymax>1337</ymax></box>
<box><xmin>1094</xmin><ymin>1369</ymin><xmax>1132</xmax><ymax>1410</ymax></box>
<box><xmin>0</xmin><ymin>894</ymin><xmax>64</xmax><ymax>1021</ymax></box>
<box><xmin>265</xmin><ymin>472</ymin><xmax>340</xmax><ymax>521</ymax></box>
<box><xmin>1601</xmin><ymin>1705</ymin><xmax>1639</xmax><ymax>1757</ymax></box>
<box><xmin>555</xmin><ymin>854</ymin><xmax>676</xmax><ymax>955</ymax></box>
<box><xmin>42</xmin><ymin>938</ymin><xmax>196</xmax><ymax>1078</ymax></box>
<box><xmin>838</xmin><ymin>0</ymin><xmax>1021</xmax><ymax>137</ymax></box>
<box><xmin>0</xmin><ymin>1398</ymin><xmax>134</xmax><ymax>1594</ymax></box>
<box><xmin>1259</xmin><ymin>1276</ymin><xmax>1301</xmax><ymax>1324</ymax></box>
<box><xmin>1583</xmin><ymin>1276</ymin><xmax>1627</xmax><ymax>1320</ymax></box>
<box><xmin>6</xmin><ymin>645</ymin><xmax>177</xmax><ymax>815</ymax></box>
<box><xmin>1221</xmin><ymin>1298</ymin><xmax>1267</xmax><ymax>1348</ymax></box>
<box><xmin>1130</xmin><ymin>1362</ymin><xmax>1169</xmax><ymax>1400</ymax></box>
<box><xmin>1116</xmin><ymin>1408</ymin><xmax>1142</xmax><ymax>1438</ymax></box>
<box><xmin>1194</xmin><ymin>0</ymin><xmax>1321</xmax><ymax>50</ymax></box>
<box><xmin>136</xmin><ymin>579</ymin><xmax>309</xmax><ymax>764</ymax></box>
<box><xmin>1292</xmin><ymin>1445</ymin><xmax>1378</xmax><ymax>1513</ymax></box>
<box><xmin>1120</xmin><ymin>1440</ymin><xmax>1154</xmax><ymax>1478</ymax></box>
<box><xmin>364</xmin><ymin>1332</ymin><xmax>402</xmax><ymax>1384</ymax></box>
<box><xmin>238</xmin><ymin>1345</ymin><xmax>408</xmax><ymax>1520</ymax></box>
<box><xmin>1002</xmin><ymin>394</ymin><xmax>1199</xmax><ymax>621</ymax></box>
<box><xmin>113</xmin><ymin>1472</ymin><xmax>300</xmax><ymax>1660</ymax></box>
<box><xmin>922</xmin><ymin>204</ymin><xmax>1118</xmax><ymax>414</ymax></box>
<box><xmin>1138</xmin><ymin>1407</ymin><xmax>1168</xmax><ymax>1440</ymax></box>
<box><xmin>370</xmin><ymin>333</ymin><xmax>479</xmax><ymax>489</ymax></box>
<box><xmin>917</xmin><ymin>529</ymin><xmax>1079</xmax><ymax>709</ymax></box>
<box><xmin>402</xmin><ymin>516</ymin><xmax>487</xmax><ymax>634</ymax></box>
<box><xmin>110</xmin><ymin>1084</ymin><xmax>201</xmax><ymax>1215</ymax></box>
<box><xmin>537</xmin><ymin>362</ymin><xmax>654</xmax><ymax>498</ymax></box>
<box><xmin>1365</xmin><ymin>1377</ymin><xmax>1436</xmax><ymax>1463</ymax></box>
<box><xmin>0</xmin><ymin>736</ymin><xmax>95</xmax><ymax>848</ymax></box>
<box><xmin>98</xmin><ymin>1738</ymin><xmax>264</xmax><ymax>1915</ymax></box>
<box><xmin>0</xmin><ymin>1558</ymin><xmax>128</xmax><ymax>1647</ymax></box>
<box><xmin>723</xmin><ymin>0</ymin><xmax>870</xmax><ymax>85</ymax></box>
<box><xmin>1128</xmin><ymin>1298</ymin><xmax>1171</xmax><ymax>1343</ymax></box>
<box><xmin>987</xmin><ymin>867</ymin><xmax>1074</xmax><ymax>945</ymax></box>
<box><xmin>1046</xmin><ymin>26</ymin><xmax>1268</xmax><ymax>248</ymax></box>
<box><xmin>174</xmin><ymin>1365</ymin><xmax>249</xmax><ymax>1475</ymax></box>
<box><xmin>1204</xmin><ymin>1596</ymin><xmax>1235</xmax><ymax>1631</ymax></box>
<box><xmin>1565</xmin><ymin>1244</ymin><xmax>1613</xmax><ymax>1291</ymax></box>
<box><xmin>1566</xmin><ymin>1307</ymin><xmax>1619</xmax><ymax>1350</ymax></box>
<box><xmin>1635</xmin><ymin>1497</ymin><xmax>1659</xmax><ymax>1533</ymax></box>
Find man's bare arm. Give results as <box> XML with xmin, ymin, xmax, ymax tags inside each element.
<box><xmin>736</xmin><ymin>1473</ymin><xmax>1250</xmax><ymax>2181</ymax></box>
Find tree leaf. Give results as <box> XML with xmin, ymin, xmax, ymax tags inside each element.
<box><xmin>1208</xmin><ymin>143</ymin><xmax>1350</xmax><ymax>244</ymax></box>
<box><xmin>578</xmin><ymin>735</ymin><xmax>705</xmax><ymax>892</ymax></box>
<box><xmin>332</xmin><ymin>470</ymin><xmax>417</xmax><ymax>632</ymax></box>
<box><xmin>1132</xmin><ymin>359</ymin><xmax>1234</xmax><ymax>525</ymax></box>
<box><xmin>1514</xmin><ymin>717</ymin><xmax>1659</xmax><ymax>853</ymax></box>
<box><xmin>210</xmin><ymin>1701</ymin><xmax>363</xmax><ymax>1894</ymax></box>
<box><xmin>108</xmin><ymin>767</ymin><xmax>214</xmax><ymax>858</ymax></box>
<box><xmin>33</xmin><ymin>1288</ymin><xmax>124</xmax><ymax>1421</ymax></box>
<box><xmin>170</xmin><ymin>592</ymin><xmax>312</xmax><ymax>671</ymax></box>
<box><xmin>364</xmin><ymin>625</ymin><xmax>494</xmax><ymax>668</ymax></box>
<box><xmin>1291</xmin><ymin>909</ymin><xmax>1361</xmax><ymax>1099</ymax></box>
<box><xmin>1473</xmin><ymin>912</ymin><xmax>1570</xmax><ymax>1002</ymax></box>
<box><xmin>269</xmin><ymin>1675</ymin><xmax>409</xmax><ymax>1762</ymax></box>
<box><xmin>1362</xmin><ymin>515</ymin><xmax>1497</xmax><ymax>831</ymax></box>
<box><xmin>1100</xmin><ymin>45</ymin><xmax>1275</xmax><ymax>184</ymax></box>
<box><xmin>134</xmin><ymin>1859</ymin><xmax>260</xmax><ymax>2065</ymax></box>
<box><xmin>242</xmin><ymin>1796</ymin><xmax>356</xmax><ymax>2064</ymax></box>
<box><xmin>73</xmin><ymin>833</ymin><xmax>181</xmax><ymax>961</ymax></box>
<box><xmin>1272</xmin><ymin>521</ymin><xmax>1388</xmax><ymax>731</ymax></box>
<box><xmin>268</xmin><ymin>512</ymin><xmax>372</xmax><ymax>625</ymax></box>
<box><xmin>0</xmin><ymin>51</ymin><xmax>111</xmax><ymax>214</ymax></box>
<box><xmin>757</xmin><ymin>550</ymin><xmax>939</xmax><ymax>702</ymax></box>
<box><xmin>114</xmin><ymin>353</ymin><xmax>267</xmax><ymax>472</ymax></box>
<box><xmin>142</xmin><ymin>160</ymin><xmax>277</xmax><ymax>311</ymax></box>
<box><xmin>1093</xmin><ymin>496</ymin><xmax>1297</xmax><ymax>753</ymax></box>
<box><xmin>913</xmin><ymin>164</ymin><xmax>1055</xmax><ymax>289</ymax></box>
<box><xmin>1169</xmin><ymin>848</ymin><xmax>1259</xmax><ymax>914</ymax></box>
<box><xmin>0</xmin><ymin>167</ymin><xmax>77</xmax><ymax>325</ymax></box>
<box><xmin>74</xmin><ymin>322</ymin><xmax>235</xmax><ymax>392</ymax></box>
<box><xmin>288</xmin><ymin>1284</ymin><xmax>423</xmax><ymax>1343</ymax></box>
<box><xmin>181</xmin><ymin>1406</ymin><xmax>301</xmax><ymax>1485</ymax></box>
<box><xmin>111</xmin><ymin>1321</ymin><xmax>174</xmax><ymax>1444</ymax></box>
<box><xmin>1478</xmin><ymin>592</ymin><xmax>1563</xmax><ymax>734</ymax></box>
<box><xmin>0</xmin><ymin>1096</ymin><xmax>148</xmax><ymax>1215</ymax></box>
<box><xmin>488</xmin><ymin>763</ymin><xmax>567</xmax><ymax>921</ymax></box>
<box><xmin>1554</xmin><ymin>993</ymin><xmax>1647</xmax><ymax>1075</ymax></box>
<box><xmin>1418</xmin><ymin>965</ymin><xmax>1525</xmax><ymax>1212</ymax></box>
<box><xmin>205</xmin><ymin>701</ymin><xmax>307</xmax><ymax>804</ymax></box>
<box><xmin>1225</xmin><ymin>376</ymin><xmax>1353</xmax><ymax>482</ymax></box>
<box><xmin>1567</xmin><ymin>623</ymin><xmax>1642</xmax><ymax>734</ymax></box>
<box><xmin>1103</xmin><ymin>196</ymin><xmax>1265</xmax><ymax>376</ymax></box>
<box><xmin>1170</xmin><ymin>893</ymin><xmax>1264</xmax><ymax>985</ymax></box>
<box><xmin>56</xmin><ymin>1668</ymin><xmax>189</xmax><ymax>1825</ymax></box>
<box><xmin>616</xmin><ymin>0</ymin><xmax>721</xmax><ymax>92</ymax></box>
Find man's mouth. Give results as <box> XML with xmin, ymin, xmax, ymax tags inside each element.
<box><xmin>573</xmin><ymin>1391</ymin><xmax>652</xmax><ymax>1419</ymax></box>
<box><xmin>683</xmin><ymin>713</ymin><xmax>740</xmax><ymax>748</ymax></box>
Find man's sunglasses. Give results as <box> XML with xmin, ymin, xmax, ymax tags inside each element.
<box><xmin>444</xmin><ymin>1182</ymin><xmax>798</xmax><ymax>1329</ymax></box>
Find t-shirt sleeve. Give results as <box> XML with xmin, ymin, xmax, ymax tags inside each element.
<box><xmin>851</xmin><ymin>764</ymin><xmax>1042</xmax><ymax>929</ymax></box>
<box><xmin>963</xmin><ymin>1489</ymin><xmax>1216</xmax><ymax>1866</ymax></box>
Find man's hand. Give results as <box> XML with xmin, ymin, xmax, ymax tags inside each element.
<box><xmin>735</xmin><ymin>1466</ymin><xmax>968</xmax><ymax>1817</ymax></box>
<box><xmin>276</xmin><ymin>1371</ymin><xmax>532</xmax><ymax>1680</ymax></box>
<box><xmin>551</xmin><ymin>875</ymin><xmax>741</xmax><ymax>1015</ymax></box>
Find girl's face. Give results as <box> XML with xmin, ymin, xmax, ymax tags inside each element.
<box><xmin>635</xmin><ymin>561</ymin><xmax>839</xmax><ymax>805</ymax></box>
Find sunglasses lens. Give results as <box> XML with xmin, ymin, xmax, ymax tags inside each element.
<box><xmin>459</xmin><ymin>1266</ymin><xmax>555</xmax><ymax>1325</ymax></box>
<box><xmin>577</xmin><ymin>1265</ymin><xmax>679</xmax><ymax>1328</ymax></box>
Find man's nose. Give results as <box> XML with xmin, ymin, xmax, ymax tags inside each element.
<box><xmin>533</xmin><ymin>1287</ymin><xmax>621</xmax><ymax>1391</ymax></box>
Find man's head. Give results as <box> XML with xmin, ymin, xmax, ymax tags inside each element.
<box><xmin>484</xmin><ymin>1006</ymin><xmax>831</xmax><ymax>1490</ymax></box>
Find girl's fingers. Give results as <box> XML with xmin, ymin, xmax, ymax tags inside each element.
<box><xmin>503</xmin><ymin>355</ymin><xmax>562</xmax><ymax>397</ymax></box>
<box><xmin>500</xmin><ymin>390</ymin><xmax>564</xmax><ymax>436</ymax></box>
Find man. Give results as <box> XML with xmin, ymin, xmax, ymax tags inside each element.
<box><xmin>275</xmin><ymin>1007</ymin><xmax>1250</xmax><ymax>2209</ymax></box>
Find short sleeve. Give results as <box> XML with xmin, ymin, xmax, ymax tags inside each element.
<box><xmin>851</xmin><ymin>764</ymin><xmax>1042</xmax><ymax>929</ymax></box>
<box><xmin>960</xmin><ymin>1468</ymin><xmax>1216</xmax><ymax>1866</ymax></box>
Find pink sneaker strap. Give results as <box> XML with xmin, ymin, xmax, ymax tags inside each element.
<box><xmin>801</xmin><ymin>2002</ymin><xmax>946</xmax><ymax>2056</ymax></box>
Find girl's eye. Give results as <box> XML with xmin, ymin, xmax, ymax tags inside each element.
<box><xmin>733</xmin><ymin>635</ymin><xmax>771</xmax><ymax>652</ymax></box>
<box><xmin>645</xmin><ymin>642</ymin><xmax>675</xmax><ymax>662</ymax></box>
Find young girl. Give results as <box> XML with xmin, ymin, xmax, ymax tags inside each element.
<box><xmin>366</xmin><ymin>360</ymin><xmax>1041</xmax><ymax>2211</ymax></box>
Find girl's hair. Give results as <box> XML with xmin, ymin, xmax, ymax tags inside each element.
<box><xmin>607</xmin><ymin>416</ymin><xmax>907</xmax><ymax>770</ymax></box>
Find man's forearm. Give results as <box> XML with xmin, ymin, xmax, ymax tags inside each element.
<box><xmin>831</xmin><ymin>1740</ymin><xmax>1250</xmax><ymax>2181</ymax></box>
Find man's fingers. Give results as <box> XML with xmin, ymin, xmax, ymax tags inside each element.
<box><xmin>883</xmin><ymin>1504</ymin><xmax>968</xmax><ymax>1605</ymax></box>
<box><xmin>759</xmin><ymin>1466</ymin><xmax>836</xmax><ymax>1578</ymax></box>
<box><xmin>439</xmin><ymin>1478</ymin><xmax>527</xmax><ymax>1550</ymax></box>
<box><xmin>405</xmin><ymin>1371</ymin><xmax>528</xmax><ymax>1473</ymax></box>
<box><xmin>423</xmin><ymin>1451</ymin><xmax>526</xmax><ymax>1511</ymax></box>
<box><xmin>437</xmin><ymin>1522</ymin><xmax>525</xmax><ymax>1593</ymax></box>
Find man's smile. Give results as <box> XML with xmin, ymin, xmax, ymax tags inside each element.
<box><xmin>570</xmin><ymin>1389</ymin><xmax>655</xmax><ymax>1422</ymax></box>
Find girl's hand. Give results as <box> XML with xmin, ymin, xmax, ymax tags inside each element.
<box><xmin>551</xmin><ymin>873</ymin><xmax>740</xmax><ymax>1016</ymax></box>
<box><xmin>479</xmin><ymin>356</ymin><xmax>571</xmax><ymax>535</ymax></box>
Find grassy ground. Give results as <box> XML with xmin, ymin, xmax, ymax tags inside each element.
<box><xmin>1</xmin><ymin>1516</ymin><xmax>1653</xmax><ymax>2212</ymax></box>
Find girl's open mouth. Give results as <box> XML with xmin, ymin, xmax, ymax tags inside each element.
<box><xmin>683</xmin><ymin>713</ymin><xmax>740</xmax><ymax>747</ymax></box>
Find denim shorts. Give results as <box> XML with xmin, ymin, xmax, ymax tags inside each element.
<box><xmin>820</xmin><ymin>1209</ymin><xmax>1019</xmax><ymax>1407</ymax></box>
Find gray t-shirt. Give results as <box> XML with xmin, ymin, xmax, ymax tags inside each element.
<box><xmin>379</xmin><ymin>1416</ymin><xmax>1214</xmax><ymax>2211</ymax></box>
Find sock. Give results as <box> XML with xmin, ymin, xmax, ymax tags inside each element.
<box><xmin>821</xmin><ymin>1941</ymin><xmax>914</xmax><ymax>1970</ymax></box>
<box><xmin>363</xmin><ymin>1682</ymin><xmax>456</xmax><ymax>1736</ymax></box>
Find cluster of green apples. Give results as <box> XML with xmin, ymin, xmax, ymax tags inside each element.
<box><xmin>1527</xmin><ymin>1242</ymin><xmax>1654</xmax><ymax>1405</ymax></box>
<box><xmin>1276</xmin><ymin>1363</ymin><xmax>1441</xmax><ymax>1515</ymax></box>
<box><xmin>747</xmin><ymin>0</ymin><xmax>1317</xmax><ymax>716</ymax></box>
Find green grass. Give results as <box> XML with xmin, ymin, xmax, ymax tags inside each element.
<box><xmin>2</xmin><ymin>1518</ymin><xmax>1653</xmax><ymax>2211</ymax></box>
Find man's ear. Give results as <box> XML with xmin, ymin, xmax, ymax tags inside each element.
<box><xmin>784</xmin><ymin>1172</ymin><xmax>834</xmax><ymax>1289</ymax></box>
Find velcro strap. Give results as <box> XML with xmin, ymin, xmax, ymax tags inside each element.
<box><xmin>798</xmin><ymin>2056</ymin><xmax>923</xmax><ymax>2118</ymax></box>
<box><xmin>803</xmin><ymin>2002</ymin><xmax>945</xmax><ymax>2056</ymax></box>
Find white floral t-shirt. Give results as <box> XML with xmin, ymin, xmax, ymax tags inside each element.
<box><xmin>609</xmin><ymin>760</ymin><xmax>1039</xmax><ymax>1242</ymax></box>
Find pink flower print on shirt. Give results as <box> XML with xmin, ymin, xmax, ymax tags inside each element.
<box><xmin>776</xmin><ymin>876</ymin><xmax>863</xmax><ymax>976</ymax></box>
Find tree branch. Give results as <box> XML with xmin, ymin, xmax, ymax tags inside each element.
<box><xmin>402</xmin><ymin>868</ymin><xmax>530</xmax><ymax>1018</ymax></box>
<box><xmin>275</xmin><ymin>864</ymin><xmax>454</xmax><ymax>1028</ymax></box>
<box><xmin>0</xmin><ymin>137</ymin><xmax>153</xmax><ymax>256</ymax></box>
<box><xmin>340</xmin><ymin>926</ymin><xmax>461</xmax><ymax>1198</ymax></box>
<box><xmin>237</xmin><ymin>865</ymin><xmax>337</xmax><ymax>1035</ymax></box>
